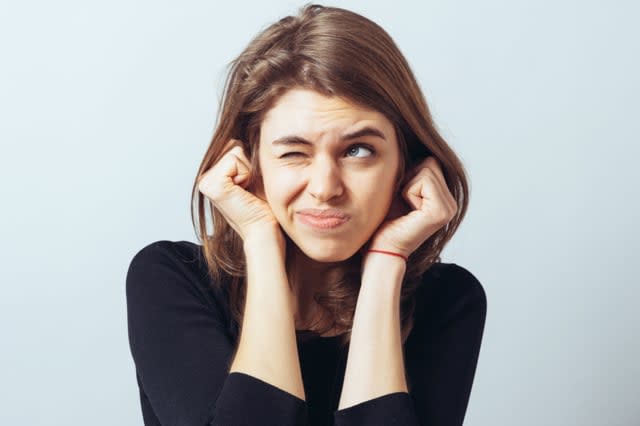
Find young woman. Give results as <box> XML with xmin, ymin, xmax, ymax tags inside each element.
<box><xmin>127</xmin><ymin>4</ymin><xmax>487</xmax><ymax>426</ymax></box>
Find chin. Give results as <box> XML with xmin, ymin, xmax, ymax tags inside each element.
<box><xmin>306</xmin><ymin>251</ymin><xmax>351</xmax><ymax>263</ymax></box>
<box><xmin>293</xmin><ymin>238</ymin><xmax>362</xmax><ymax>263</ymax></box>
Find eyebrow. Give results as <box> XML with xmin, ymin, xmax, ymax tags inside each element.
<box><xmin>271</xmin><ymin>126</ymin><xmax>387</xmax><ymax>147</ymax></box>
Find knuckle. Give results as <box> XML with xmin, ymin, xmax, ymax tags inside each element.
<box><xmin>435</xmin><ymin>206</ymin><xmax>451</xmax><ymax>224</ymax></box>
<box><xmin>198</xmin><ymin>176</ymin><xmax>222</xmax><ymax>201</ymax></box>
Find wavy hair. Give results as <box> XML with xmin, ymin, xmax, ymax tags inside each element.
<box><xmin>190</xmin><ymin>4</ymin><xmax>470</xmax><ymax>349</ymax></box>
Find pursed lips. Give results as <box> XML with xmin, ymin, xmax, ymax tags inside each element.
<box><xmin>296</xmin><ymin>208</ymin><xmax>351</xmax><ymax>230</ymax></box>
<box><xmin>296</xmin><ymin>208</ymin><xmax>350</xmax><ymax>219</ymax></box>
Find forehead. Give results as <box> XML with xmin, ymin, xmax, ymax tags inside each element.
<box><xmin>260</xmin><ymin>88</ymin><xmax>393</xmax><ymax>140</ymax></box>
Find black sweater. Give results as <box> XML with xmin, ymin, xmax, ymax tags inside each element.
<box><xmin>126</xmin><ymin>240</ymin><xmax>487</xmax><ymax>426</ymax></box>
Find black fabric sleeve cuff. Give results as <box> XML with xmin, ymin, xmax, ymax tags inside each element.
<box><xmin>209</xmin><ymin>372</ymin><xmax>309</xmax><ymax>426</ymax></box>
<box><xmin>333</xmin><ymin>392</ymin><xmax>418</xmax><ymax>426</ymax></box>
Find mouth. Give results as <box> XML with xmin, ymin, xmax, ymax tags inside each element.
<box><xmin>296</xmin><ymin>212</ymin><xmax>350</xmax><ymax>230</ymax></box>
<box><xmin>296</xmin><ymin>208</ymin><xmax>349</xmax><ymax>219</ymax></box>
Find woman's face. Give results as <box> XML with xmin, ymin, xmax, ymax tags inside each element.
<box><xmin>257</xmin><ymin>88</ymin><xmax>401</xmax><ymax>262</ymax></box>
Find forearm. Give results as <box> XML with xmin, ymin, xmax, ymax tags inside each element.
<box><xmin>338</xmin><ymin>253</ymin><xmax>408</xmax><ymax>410</ymax></box>
<box><xmin>229</xmin><ymin>231</ymin><xmax>305</xmax><ymax>401</ymax></box>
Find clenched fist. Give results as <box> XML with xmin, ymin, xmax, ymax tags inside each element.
<box><xmin>197</xmin><ymin>139</ymin><xmax>282</xmax><ymax>245</ymax></box>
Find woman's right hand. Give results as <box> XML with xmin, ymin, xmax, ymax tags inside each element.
<box><xmin>197</xmin><ymin>139</ymin><xmax>282</xmax><ymax>246</ymax></box>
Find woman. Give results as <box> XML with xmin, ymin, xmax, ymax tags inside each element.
<box><xmin>127</xmin><ymin>4</ymin><xmax>487</xmax><ymax>426</ymax></box>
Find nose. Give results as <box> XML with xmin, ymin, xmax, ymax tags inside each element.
<box><xmin>306</xmin><ymin>156</ymin><xmax>344</xmax><ymax>202</ymax></box>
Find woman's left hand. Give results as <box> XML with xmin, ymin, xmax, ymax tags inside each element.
<box><xmin>365</xmin><ymin>156</ymin><xmax>458</xmax><ymax>260</ymax></box>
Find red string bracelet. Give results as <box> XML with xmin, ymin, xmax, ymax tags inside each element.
<box><xmin>366</xmin><ymin>249</ymin><xmax>408</xmax><ymax>262</ymax></box>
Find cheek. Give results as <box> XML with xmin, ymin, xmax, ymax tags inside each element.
<box><xmin>262</xmin><ymin>168</ymin><xmax>301</xmax><ymax>211</ymax></box>
<box><xmin>361</xmin><ymin>188</ymin><xmax>392</xmax><ymax>218</ymax></box>
<box><xmin>358</xmin><ymin>173</ymin><xmax>396</xmax><ymax>219</ymax></box>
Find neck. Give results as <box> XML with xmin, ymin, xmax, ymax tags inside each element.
<box><xmin>288</xmin><ymin>244</ymin><xmax>336</xmax><ymax>331</ymax></box>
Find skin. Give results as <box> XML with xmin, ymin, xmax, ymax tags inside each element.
<box><xmin>255</xmin><ymin>88</ymin><xmax>459</xmax><ymax>408</ymax></box>
<box><xmin>257</xmin><ymin>88</ymin><xmax>401</xmax><ymax>332</ymax></box>
<box><xmin>339</xmin><ymin>152</ymin><xmax>457</xmax><ymax>408</ymax></box>
<box><xmin>198</xmin><ymin>86</ymin><xmax>458</xmax><ymax>405</ymax></box>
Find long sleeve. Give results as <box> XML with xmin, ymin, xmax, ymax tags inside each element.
<box><xmin>332</xmin><ymin>263</ymin><xmax>487</xmax><ymax>426</ymax></box>
<box><xmin>126</xmin><ymin>241</ymin><xmax>309</xmax><ymax>426</ymax></box>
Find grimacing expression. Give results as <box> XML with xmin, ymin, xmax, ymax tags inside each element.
<box><xmin>257</xmin><ymin>88</ymin><xmax>401</xmax><ymax>262</ymax></box>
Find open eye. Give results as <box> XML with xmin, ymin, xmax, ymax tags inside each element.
<box><xmin>345</xmin><ymin>144</ymin><xmax>375</xmax><ymax>158</ymax></box>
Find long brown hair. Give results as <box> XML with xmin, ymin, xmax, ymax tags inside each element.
<box><xmin>190</xmin><ymin>4</ymin><xmax>470</xmax><ymax>349</ymax></box>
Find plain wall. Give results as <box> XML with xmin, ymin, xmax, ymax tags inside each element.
<box><xmin>1</xmin><ymin>1</ymin><xmax>638</xmax><ymax>425</ymax></box>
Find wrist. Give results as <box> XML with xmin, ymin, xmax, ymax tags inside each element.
<box><xmin>243</xmin><ymin>225</ymin><xmax>285</xmax><ymax>255</ymax></box>
<box><xmin>361</xmin><ymin>251</ymin><xmax>406</xmax><ymax>286</ymax></box>
<box><xmin>365</xmin><ymin>249</ymin><xmax>408</xmax><ymax>262</ymax></box>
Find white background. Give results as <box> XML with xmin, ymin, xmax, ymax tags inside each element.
<box><xmin>1</xmin><ymin>1</ymin><xmax>638</xmax><ymax>425</ymax></box>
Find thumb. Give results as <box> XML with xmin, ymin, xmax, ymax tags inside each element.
<box><xmin>225</xmin><ymin>146</ymin><xmax>251</xmax><ymax>188</ymax></box>
<box><xmin>232</xmin><ymin>163</ymin><xmax>250</xmax><ymax>186</ymax></box>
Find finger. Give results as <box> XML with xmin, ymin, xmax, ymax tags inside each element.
<box><xmin>424</xmin><ymin>156</ymin><xmax>449</xmax><ymax>192</ymax></box>
<box><xmin>401</xmin><ymin>158</ymin><xmax>433</xmax><ymax>205</ymax></box>
<box><xmin>227</xmin><ymin>147</ymin><xmax>251</xmax><ymax>186</ymax></box>
<box><xmin>424</xmin><ymin>157</ymin><xmax>457</xmax><ymax>213</ymax></box>
<box><xmin>220</xmin><ymin>139</ymin><xmax>251</xmax><ymax>170</ymax></box>
<box><xmin>408</xmin><ymin>157</ymin><xmax>456</xmax><ymax>212</ymax></box>
<box><xmin>197</xmin><ymin>140</ymin><xmax>241</xmax><ymax>187</ymax></box>
<box><xmin>402</xmin><ymin>175</ymin><xmax>427</xmax><ymax>211</ymax></box>
<box><xmin>401</xmin><ymin>168</ymin><xmax>450</xmax><ymax>216</ymax></box>
<box><xmin>227</xmin><ymin>143</ymin><xmax>251</xmax><ymax>167</ymax></box>
<box><xmin>408</xmin><ymin>156</ymin><xmax>444</xmax><ymax>188</ymax></box>
<box><xmin>198</xmin><ymin>149</ymin><xmax>247</xmax><ymax>200</ymax></box>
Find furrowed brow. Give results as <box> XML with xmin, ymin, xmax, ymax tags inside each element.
<box><xmin>271</xmin><ymin>126</ymin><xmax>387</xmax><ymax>147</ymax></box>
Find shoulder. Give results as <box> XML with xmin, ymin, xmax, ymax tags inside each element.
<box><xmin>423</xmin><ymin>262</ymin><xmax>486</xmax><ymax>304</ymax></box>
<box><xmin>126</xmin><ymin>239</ymin><xmax>215</xmax><ymax>286</ymax></box>
<box><xmin>126</xmin><ymin>239</ymin><xmax>204</xmax><ymax>294</ymax></box>
<box><xmin>414</xmin><ymin>262</ymin><xmax>487</xmax><ymax>326</ymax></box>
<box><xmin>128</xmin><ymin>240</ymin><xmax>203</xmax><ymax>270</ymax></box>
<box><xmin>126</xmin><ymin>240</ymin><xmax>229</xmax><ymax>318</ymax></box>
